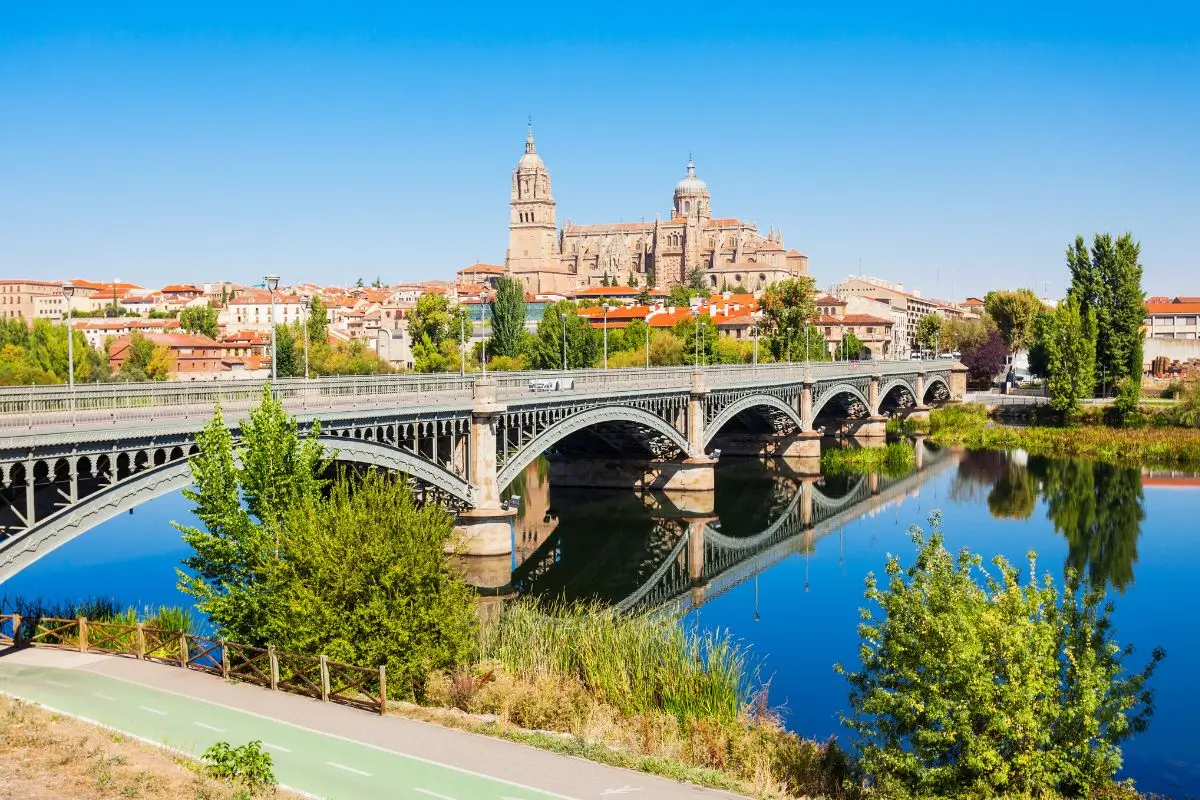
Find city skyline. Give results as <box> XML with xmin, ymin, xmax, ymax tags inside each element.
<box><xmin>2</xmin><ymin>3</ymin><xmax>1197</xmax><ymax>296</ymax></box>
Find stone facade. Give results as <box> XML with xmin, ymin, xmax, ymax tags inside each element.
<box><xmin>504</xmin><ymin>127</ymin><xmax>809</xmax><ymax>294</ymax></box>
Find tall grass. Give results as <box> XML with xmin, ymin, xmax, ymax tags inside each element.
<box><xmin>478</xmin><ymin>601</ymin><xmax>753</xmax><ymax>724</ymax></box>
<box><xmin>927</xmin><ymin>402</ymin><xmax>1200</xmax><ymax>466</ymax></box>
<box><xmin>0</xmin><ymin>594</ymin><xmax>196</xmax><ymax>633</ymax></box>
<box><xmin>822</xmin><ymin>443</ymin><xmax>915</xmax><ymax>478</ymax></box>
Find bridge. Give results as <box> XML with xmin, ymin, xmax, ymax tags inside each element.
<box><xmin>0</xmin><ymin>361</ymin><xmax>963</xmax><ymax>582</ymax></box>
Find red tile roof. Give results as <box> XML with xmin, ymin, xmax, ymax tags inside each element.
<box><xmin>815</xmin><ymin>295</ymin><xmax>847</xmax><ymax>306</ymax></box>
<box><xmin>458</xmin><ymin>263</ymin><xmax>505</xmax><ymax>274</ymax></box>
<box><xmin>1146</xmin><ymin>302</ymin><xmax>1200</xmax><ymax>315</ymax></box>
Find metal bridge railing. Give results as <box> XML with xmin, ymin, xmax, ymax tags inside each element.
<box><xmin>0</xmin><ymin>360</ymin><xmax>947</xmax><ymax>433</ymax></box>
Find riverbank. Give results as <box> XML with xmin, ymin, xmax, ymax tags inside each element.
<box><xmin>923</xmin><ymin>403</ymin><xmax>1200</xmax><ymax>466</ymax></box>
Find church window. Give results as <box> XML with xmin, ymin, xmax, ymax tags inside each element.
<box><xmin>759</xmin><ymin>273</ymin><xmax>767</xmax><ymax>282</ymax></box>
<box><xmin>710</xmin><ymin>275</ymin><xmax>718</xmax><ymax>287</ymax></box>
<box><xmin>684</xmin><ymin>200</ymin><xmax>691</xmax><ymax>212</ymax></box>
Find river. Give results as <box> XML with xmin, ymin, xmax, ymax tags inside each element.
<box><xmin>3</xmin><ymin>441</ymin><xmax>1197</xmax><ymax>796</ymax></box>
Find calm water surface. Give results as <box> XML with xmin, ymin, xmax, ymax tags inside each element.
<box><xmin>5</xmin><ymin>443</ymin><xmax>1197</xmax><ymax>796</ymax></box>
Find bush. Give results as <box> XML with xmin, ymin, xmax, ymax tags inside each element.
<box><xmin>267</xmin><ymin>469</ymin><xmax>478</xmax><ymax>700</ymax></box>
<box><xmin>821</xmin><ymin>443</ymin><xmax>915</xmax><ymax>478</ymax></box>
<box><xmin>202</xmin><ymin>740</ymin><xmax>275</xmax><ymax>795</ymax></box>
<box><xmin>837</xmin><ymin>512</ymin><xmax>1163</xmax><ymax>798</ymax></box>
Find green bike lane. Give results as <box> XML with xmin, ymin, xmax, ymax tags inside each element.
<box><xmin>0</xmin><ymin>659</ymin><xmax>570</xmax><ymax>800</ymax></box>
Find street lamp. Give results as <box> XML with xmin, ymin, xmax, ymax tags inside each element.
<box><xmin>481</xmin><ymin>297</ymin><xmax>487</xmax><ymax>376</ymax></box>
<box><xmin>265</xmin><ymin>274</ymin><xmax>279</xmax><ymax>381</ymax></box>
<box><xmin>752</xmin><ymin>323</ymin><xmax>759</xmax><ymax>366</ymax></box>
<box><xmin>561</xmin><ymin>309</ymin><xmax>567</xmax><ymax>371</ymax></box>
<box><xmin>602</xmin><ymin>304</ymin><xmax>612</xmax><ymax>370</ymax></box>
<box><xmin>300</xmin><ymin>297</ymin><xmax>311</xmax><ymax>379</ymax></box>
<box><xmin>644</xmin><ymin>317</ymin><xmax>650</xmax><ymax>370</ymax></box>
<box><xmin>60</xmin><ymin>284</ymin><xmax>76</xmax><ymax>415</ymax></box>
<box><xmin>460</xmin><ymin>313</ymin><xmax>466</xmax><ymax>376</ymax></box>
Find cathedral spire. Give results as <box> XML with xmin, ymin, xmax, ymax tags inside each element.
<box><xmin>525</xmin><ymin>120</ymin><xmax>536</xmax><ymax>155</ymax></box>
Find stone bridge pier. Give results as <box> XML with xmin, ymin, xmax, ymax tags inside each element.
<box><xmin>452</xmin><ymin>379</ymin><xmax>516</xmax><ymax>558</ymax></box>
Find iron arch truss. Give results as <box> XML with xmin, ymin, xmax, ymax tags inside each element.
<box><xmin>496</xmin><ymin>405</ymin><xmax>691</xmax><ymax>491</ymax></box>
<box><xmin>703</xmin><ymin>393</ymin><xmax>806</xmax><ymax>445</ymax></box>
<box><xmin>0</xmin><ymin>434</ymin><xmax>474</xmax><ymax>584</ymax></box>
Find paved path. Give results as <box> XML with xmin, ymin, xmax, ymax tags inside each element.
<box><xmin>0</xmin><ymin>648</ymin><xmax>744</xmax><ymax>800</ymax></box>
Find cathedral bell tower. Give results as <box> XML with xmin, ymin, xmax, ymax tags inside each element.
<box><xmin>506</xmin><ymin>124</ymin><xmax>559</xmax><ymax>283</ymax></box>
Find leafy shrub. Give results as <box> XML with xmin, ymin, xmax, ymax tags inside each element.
<box><xmin>202</xmin><ymin>740</ymin><xmax>275</xmax><ymax>795</ymax></box>
<box><xmin>837</xmin><ymin>512</ymin><xmax>1163</xmax><ymax>798</ymax></box>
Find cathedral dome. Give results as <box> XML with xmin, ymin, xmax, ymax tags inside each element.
<box><xmin>517</xmin><ymin>125</ymin><xmax>545</xmax><ymax>172</ymax></box>
<box><xmin>674</xmin><ymin>159</ymin><xmax>709</xmax><ymax>196</ymax></box>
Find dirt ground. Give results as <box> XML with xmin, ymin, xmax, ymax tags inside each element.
<box><xmin>0</xmin><ymin>694</ymin><xmax>300</xmax><ymax>799</ymax></box>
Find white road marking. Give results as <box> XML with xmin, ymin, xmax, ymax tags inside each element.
<box><xmin>43</xmin><ymin>679</ymin><xmax>70</xmax><ymax>688</ymax></box>
<box><xmin>138</xmin><ymin>705</ymin><xmax>168</xmax><ymax>716</ymax></box>
<box><xmin>194</xmin><ymin>722</ymin><xmax>224</xmax><ymax>732</ymax></box>
<box><xmin>326</xmin><ymin>761</ymin><xmax>372</xmax><ymax>777</ymax></box>
<box><xmin>600</xmin><ymin>789</ymin><xmax>644</xmax><ymax>796</ymax></box>
<box><xmin>91</xmin><ymin>692</ymin><xmax>116</xmax><ymax>701</ymax></box>
<box><xmin>264</xmin><ymin>742</ymin><xmax>291</xmax><ymax>752</ymax></box>
<box><xmin>75</xmin><ymin>669</ymin><xmax>580</xmax><ymax>800</ymax></box>
<box><xmin>414</xmin><ymin>790</ymin><xmax>456</xmax><ymax>800</ymax></box>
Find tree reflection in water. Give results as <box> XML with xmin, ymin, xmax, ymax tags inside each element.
<box><xmin>956</xmin><ymin>450</ymin><xmax>1144</xmax><ymax>593</ymax></box>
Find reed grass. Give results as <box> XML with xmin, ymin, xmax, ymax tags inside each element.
<box><xmin>0</xmin><ymin>595</ymin><xmax>196</xmax><ymax>633</ymax></box>
<box><xmin>927</xmin><ymin>403</ymin><xmax>1200</xmax><ymax>466</ymax></box>
<box><xmin>477</xmin><ymin>601</ymin><xmax>752</xmax><ymax>725</ymax></box>
<box><xmin>821</xmin><ymin>443</ymin><xmax>915</xmax><ymax>478</ymax></box>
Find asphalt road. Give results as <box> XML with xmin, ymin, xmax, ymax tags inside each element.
<box><xmin>0</xmin><ymin>648</ymin><xmax>743</xmax><ymax>800</ymax></box>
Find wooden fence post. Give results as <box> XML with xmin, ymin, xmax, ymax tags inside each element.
<box><xmin>378</xmin><ymin>664</ymin><xmax>387</xmax><ymax>716</ymax></box>
<box><xmin>10</xmin><ymin>613</ymin><xmax>20</xmax><ymax>647</ymax></box>
<box><xmin>319</xmin><ymin>655</ymin><xmax>329</xmax><ymax>702</ymax></box>
<box><xmin>135</xmin><ymin>623</ymin><xmax>145</xmax><ymax>660</ymax></box>
<box><xmin>78</xmin><ymin>617</ymin><xmax>88</xmax><ymax>653</ymax></box>
<box><xmin>179</xmin><ymin>633</ymin><xmax>188</xmax><ymax>669</ymax></box>
<box><xmin>221</xmin><ymin>640</ymin><xmax>230</xmax><ymax>680</ymax></box>
<box><xmin>268</xmin><ymin>645</ymin><xmax>279</xmax><ymax>690</ymax></box>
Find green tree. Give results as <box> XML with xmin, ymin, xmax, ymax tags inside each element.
<box><xmin>986</xmin><ymin>462</ymin><xmax>1037</xmax><ymax>519</ymax></box>
<box><xmin>915</xmin><ymin>313</ymin><xmax>943</xmax><ymax>352</ymax></box>
<box><xmin>1045</xmin><ymin>293</ymin><xmax>1096</xmax><ymax>414</ymax></box>
<box><xmin>306</xmin><ymin>294</ymin><xmax>329</xmax><ymax>347</ymax></box>
<box><xmin>117</xmin><ymin>330</ymin><xmax>173</xmax><ymax>381</ymax></box>
<box><xmin>178</xmin><ymin>305</ymin><xmax>220</xmax><ymax>339</ymax></box>
<box><xmin>672</xmin><ymin>314</ymin><xmax>717</xmax><ymax>366</ymax></box>
<box><xmin>266</xmin><ymin>469</ymin><xmax>477</xmax><ymax>698</ymax></box>
<box><xmin>838</xmin><ymin>513</ymin><xmax>1163</xmax><ymax>797</ymax></box>
<box><xmin>984</xmin><ymin>289</ymin><xmax>1045</xmax><ymax>352</ymax></box>
<box><xmin>528</xmin><ymin>300</ymin><xmax>599</xmax><ymax>370</ymax></box>
<box><xmin>1027</xmin><ymin>311</ymin><xmax>1055</xmax><ymax>378</ymax></box>
<box><xmin>686</xmin><ymin>266</ymin><xmax>707</xmax><ymax>291</ymax></box>
<box><xmin>839</xmin><ymin>332</ymin><xmax>864</xmax><ymax>360</ymax></box>
<box><xmin>174</xmin><ymin>389</ymin><xmax>332</xmax><ymax>644</ymax></box>
<box><xmin>759</xmin><ymin>276</ymin><xmax>818</xmax><ymax>361</ymax></box>
<box><xmin>1066</xmin><ymin>233</ymin><xmax>1145</xmax><ymax>396</ymax></box>
<box><xmin>408</xmin><ymin>293</ymin><xmax>469</xmax><ymax>373</ymax></box>
<box><xmin>486</xmin><ymin>276</ymin><xmax>528</xmax><ymax>360</ymax></box>
<box><xmin>274</xmin><ymin>324</ymin><xmax>300</xmax><ymax>378</ymax></box>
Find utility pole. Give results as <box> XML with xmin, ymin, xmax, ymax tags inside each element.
<box><xmin>265</xmin><ymin>274</ymin><xmax>279</xmax><ymax>381</ymax></box>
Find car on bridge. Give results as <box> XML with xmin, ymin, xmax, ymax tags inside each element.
<box><xmin>528</xmin><ymin>377</ymin><xmax>576</xmax><ymax>392</ymax></box>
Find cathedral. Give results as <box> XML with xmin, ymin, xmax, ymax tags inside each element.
<box><xmin>504</xmin><ymin>126</ymin><xmax>809</xmax><ymax>294</ymax></box>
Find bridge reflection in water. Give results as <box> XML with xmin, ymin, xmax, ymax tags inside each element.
<box><xmin>494</xmin><ymin>438</ymin><xmax>953</xmax><ymax>615</ymax></box>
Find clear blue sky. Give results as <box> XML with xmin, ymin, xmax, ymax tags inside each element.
<box><xmin>2</xmin><ymin>2</ymin><xmax>1197</xmax><ymax>298</ymax></box>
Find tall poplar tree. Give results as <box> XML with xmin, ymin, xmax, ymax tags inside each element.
<box><xmin>1045</xmin><ymin>293</ymin><xmax>1096</xmax><ymax>414</ymax></box>
<box><xmin>486</xmin><ymin>276</ymin><xmax>528</xmax><ymax>360</ymax></box>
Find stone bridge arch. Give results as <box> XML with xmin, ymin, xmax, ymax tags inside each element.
<box><xmin>0</xmin><ymin>435</ymin><xmax>473</xmax><ymax>584</ymax></box>
<box><xmin>495</xmin><ymin>405</ymin><xmax>691</xmax><ymax>492</ymax></box>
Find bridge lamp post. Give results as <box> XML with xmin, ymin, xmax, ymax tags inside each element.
<box><xmin>602</xmin><ymin>304</ymin><xmax>611</xmax><ymax>370</ymax></box>
<box><xmin>460</xmin><ymin>313</ymin><xmax>466</xmax><ymax>376</ymax></box>
<box><xmin>752</xmin><ymin>323</ymin><xmax>759</xmax><ymax>366</ymax></box>
<box><xmin>561</xmin><ymin>309</ymin><xmax>567</xmax><ymax>371</ymax></box>
<box><xmin>644</xmin><ymin>316</ymin><xmax>650</xmax><ymax>370</ymax></box>
<box><xmin>300</xmin><ymin>297</ymin><xmax>310</xmax><ymax>379</ymax></box>
<box><xmin>60</xmin><ymin>284</ymin><xmax>76</xmax><ymax>417</ymax></box>
<box><xmin>265</xmin><ymin>274</ymin><xmax>279</xmax><ymax>382</ymax></box>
